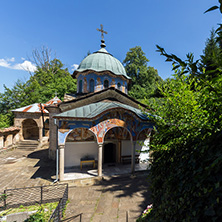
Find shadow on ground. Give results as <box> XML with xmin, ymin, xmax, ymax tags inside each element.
<box><xmin>27</xmin><ymin>149</ymin><xmax>55</xmax><ymax>182</ymax></box>
<box><xmin>98</xmin><ymin>173</ymin><xmax>152</xmax><ymax>213</ymax></box>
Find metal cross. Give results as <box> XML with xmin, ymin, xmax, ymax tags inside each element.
<box><xmin>97</xmin><ymin>24</ymin><xmax>107</xmax><ymax>40</ymax></box>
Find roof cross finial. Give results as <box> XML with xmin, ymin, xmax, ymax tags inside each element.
<box><xmin>97</xmin><ymin>24</ymin><xmax>107</xmax><ymax>40</ymax></box>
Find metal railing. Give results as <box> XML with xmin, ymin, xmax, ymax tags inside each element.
<box><xmin>0</xmin><ymin>183</ymin><xmax>67</xmax><ymax>210</ymax></box>
<box><xmin>48</xmin><ymin>184</ymin><xmax>68</xmax><ymax>222</ymax></box>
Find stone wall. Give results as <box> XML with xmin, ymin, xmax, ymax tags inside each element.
<box><xmin>13</xmin><ymin>112</ymin><xmax>49</xmax><ymax>143</ymax></box>
<box><xmin>0</xmin><ymin>127</ymin><xmax>20</xmax><ymax>150</ymax></box>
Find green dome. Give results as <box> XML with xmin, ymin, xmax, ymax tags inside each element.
<box><xmin>76</xmin><ymin>48</ymin><xmax>130</xmax><ymax>79</ymax></box>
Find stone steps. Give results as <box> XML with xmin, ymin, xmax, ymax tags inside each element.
<box><xmin>16</xmin><ymin>140</ymin><xmax>39</xmax><ymax>151</ymax></box>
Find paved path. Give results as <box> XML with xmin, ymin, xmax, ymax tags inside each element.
<box><xmin>67</xmin><ymin>175</ymin><xmax>151</xmax><ymax>222</ymax></box>
<box><xmin>0</xmin><ymin>148</ymin><xmax>151</xmax><ymax>221</ymax></box>
<box><xmin>0</xmin><ymin>148</ymin><xmax>55</xmax><ymax>191</ymax></box>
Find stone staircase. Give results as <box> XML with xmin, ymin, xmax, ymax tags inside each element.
<box><xmin>16</xmin><ymin>140</ymin><xmax>39</xmax><ymax>151</ymax></box>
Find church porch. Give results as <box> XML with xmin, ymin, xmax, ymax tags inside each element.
<box><xmin>63</xmin><ymin>162</ymin><xmax>149</xmax><ymax>181</ymax></box>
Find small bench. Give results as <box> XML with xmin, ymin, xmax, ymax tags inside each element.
<box><xmin>80</xmin><ymin>159</ymin><xmax>96</xmax><ymax>170</ymax></box>
<box><xmin>121</xmin><ymin>155</ymin><xmax>140</xmax><ymax>164</ymax></box>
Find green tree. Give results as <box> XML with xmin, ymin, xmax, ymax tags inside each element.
<box><xmin>0</xmin><ymin>56</ymin><xmax>77</xmax><ymax>127</ymax></box>
<box><xmin>200</xmin><ymin>29</ymin><xmax>222</xmax><ymax>75</ymax></box>
<box><xmin>0</xmin><ymin>113</ymin><xmax>11</xmax><ymax>128</ymax></box>
<box><xmin>142</xmin><ymin>3</ymin><xmax>222</xmax><ymax>221</ymax></box>
<box><xmin>123</xmin><ymin>46</ymin><xmax>162</xmax><ymax>100</ymax></box>
<box><xmin>145</xmin><ymin>73</ymin><xmax>222</xmax><ymax>221</ymax></box>
<box><xmin>26</xmin><ymin>58</ymin><xmax>77</xmax><ymax>103</ymax></box>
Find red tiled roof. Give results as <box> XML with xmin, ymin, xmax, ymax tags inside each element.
<box><xmin>13</xmin><ymin>97</ymin><xmax>62</xmax><ymax>113</ymax></box>
<box><xmin>0</xmin><ymin>126</ymin><xmax>20</xmax><ymax>133</ymax></box>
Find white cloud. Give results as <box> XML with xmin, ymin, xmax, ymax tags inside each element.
<box><xmin>13</xmin><ymin>60</ymin><xmax>37</xmax><ymax>72</ymax></box>
<box><xmin>71</xmin><ymin>64</ymin><xmax>79</xmax><ymax>71</ymax></box>
<box><xmin>0</xmin><ymin>57</ymin><xmax>37</xmax><ymax>72</ymax></box>
<box><xmin>0</xmin><ymin>58</ymin><xmax>10</xmax><ymax>68</ymax></box>
<box><xmin>7</xmin><ymin>57</ymin><xmax>15</xmax><ymax>62</ymax></box>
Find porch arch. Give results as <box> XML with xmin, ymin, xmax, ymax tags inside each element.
<box><xmin>22</xmin><ymin>119</ymin><xmax>39</xmax><ymax>140</ymax></box>
<box><xmin>64</xmin><ymin>127</ymin><xmax>97</xmax><ymax>168</ymax></box>
<box><xmin>103</xmin><ymin>126</ymin><xmax>133</xmax><ymax>164</ymax></box>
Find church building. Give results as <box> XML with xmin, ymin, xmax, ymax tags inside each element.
<box><xmin>46</xmin><ymin>26</ymin><xmax>154</xmax><ymax>181</ymax></box>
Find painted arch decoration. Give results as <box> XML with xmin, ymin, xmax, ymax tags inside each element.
<box><xmin>57</xmin><ymin>109</ymin><xmax>154</xmax><ymax>145</ymax></box>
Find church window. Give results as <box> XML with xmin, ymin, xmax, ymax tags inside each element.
<box><xmin>89</xmin><ymin>79</ymin><xmax>95</xmax><ymax>92</ymax></box>
<box><xmin>104</xmin><ymin>79</ymin><xmax>109</xmax><ymax>89</ymax></box>
<box><xmin>79</xmin><ymin>80</ymin><xmax>83</xmax><ymax>93</ymax></box>
<box><xmin>117</xmin><ymin>82</ymin><xmax>121</xmax><ymax>90</ymax></box>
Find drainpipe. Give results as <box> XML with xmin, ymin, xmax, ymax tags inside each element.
<box><xmin>39</xmin><ymin>103</ymin><xmax>45</xmax><ymax>137</ymax></box>
<box><xmin>54</xmin><ymin>118</ymin><xmax>59</xmax><ymax>183</ymax></box>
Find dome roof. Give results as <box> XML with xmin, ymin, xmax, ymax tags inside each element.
<box><xmin>75</xmin><ymin>48</ymin><xmax>130</xmax><ymax>79</ymax></box>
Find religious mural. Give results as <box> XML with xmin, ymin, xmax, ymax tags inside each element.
<box><xmin>104</xmin><ymin>127</ymin><xmax>130</xmax><ymax>140</ymax></box>
<box><xmin>66</xmin><ymin>128</ymin><xmax>95</xmax><ymax>142</ymax></box>
<box><xmin>111</xmin><ymin>79</ymin><xmax>115</xmax><ymax>87</ymax></box>
<box><xmin>58</xmin><ymin>109</ymin><xmax>153</xmax><ymax>145</ymax></box>
<box><xmin>137</xmin><ymin>128</ymin><xmax>152</xmax><ymax>140</ymax></box>
<box><xmin>77</xmin><ymin>73</ymin><xmax>127</xmax><ymax>93</ymax></box>
<box><xmin>83</xmin><ymin>77</ymin><xmax>87</xmax><ymax>93</ymax></box>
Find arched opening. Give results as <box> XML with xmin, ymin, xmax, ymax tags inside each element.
<box><xmin>78</xmin><ymin>80</ymin><xmax>83</xmax><ymax>93</ymax></box>
<box><xmin>65</xmin><ymin>128</ymin><xmax>97</xmax><ymax>168</ymax></box>
<box><xmin>104</xmin><ymin>79</ymin><xmax>109</xmax><ymax>89</ymax></box>
<box><xmin>117</xmin><ymin>82</ymin><xmax>121</xmax><ymax>90</ymax></box>
<box><xmin>104</xmin><ymin>143</ymin><xmax>116</xmax><ymax>163</ymax></box>
<box><xmin>22</xmin><ymin>119</ymin><xmax>39</xmax><ymax>140</ymax></box>
<box><xmin>89</xmin><ymin>79</ymin><xmax>95</xmax><ymax>93</ymax></box>
<box><xmin>104</xmin><ymin>127</ymin><xmax>132</xmax><ymax>164</ymax></box>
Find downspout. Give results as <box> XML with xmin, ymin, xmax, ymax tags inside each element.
<box><xmin>39</xmin><ymin>103</ymin><xmax>45</xmax><ymax>137</ymax></box>
<box><xmin>54</xmin><ymin>118</ymin><xmax>59</xmax><ymax>183</ymax></box>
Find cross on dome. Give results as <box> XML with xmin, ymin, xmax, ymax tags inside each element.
<box><xmin>97</xmin><ymin>24</ymin><xmax>107</xmax><ymax>40</ymax></box>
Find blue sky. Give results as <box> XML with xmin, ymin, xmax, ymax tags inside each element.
<box><xmin>0</xmin><ymin>0</ymin><xmax>221</xmax><ymax>93</ymax></box>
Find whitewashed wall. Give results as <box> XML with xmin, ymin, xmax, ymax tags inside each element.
<box><xmin>65</xmin><ymin>142</ymin><xmax>98</xmax><ymax>167</ymax></box>
<box><xmin>121</xmin><ymin>140</ymin><xmax>143</xmax><ymax>155</ymax></box>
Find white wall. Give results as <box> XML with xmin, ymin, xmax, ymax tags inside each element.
<box><xmin>121</xmin><ymin>140</ymin><xmax>143</xmax><ymax>155</ymax></box>
<box><xmin>65</xmin><ymin>142</ymin><xmax>98</xmax><ymax>167</ymax></box>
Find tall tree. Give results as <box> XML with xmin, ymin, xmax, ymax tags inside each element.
<box><xmin>123</xmin><ymin>46</ymin><xmax>162</xmax><ymax>100</ymax></box>
<box><xmin>142</xmin><ymin>3</ymin><xmax>222</xmax><ymax>221</ymax></box>
<box><xmin>200</xmin><ymin>29</ymin><xmax>222</xmax><ymax>74</ymax></box>
<box><xmin>0</xmin><ymin>54</ymin><xmax>77</xmax><ymax>126</ymax></box>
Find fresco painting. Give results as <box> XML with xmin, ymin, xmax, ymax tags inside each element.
<box><xmin>105</xmin><ymin>127</ymin><xmax>130</xmax><ymax>140</ymax></box>
<box><xmin>83</xmin><ymin>77</ymin><xmax>87</xmax><ymax>93</ymax></box>
<box><xmin>137</xmin><ymin>128</ymin><xmax>152</xmax><ymax>140</ymax></box>
<box><xmin>66</xmin><ymin>128</ymin><xmax>96</xmax><ymax>142</ymax></box>
<box><xmin>58</xmin><ymin>109</ymin><xmax>154</xmax><ymax>144</ymax></box>
<box><xmin>77</xmin><ymin>73</ymin><xmax>127</xmax><ymax>93</ymax></box>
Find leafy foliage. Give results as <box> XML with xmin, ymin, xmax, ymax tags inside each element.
<box><xmin>143</xmin><ymin>4</ymin><xmax>222</xmax><ymax>221</ymax></box>
<box><xmin>145</xmin><ymin>74</ymin><xmax>222</xmax><ymax>221</ymax></box>
<box><xmin>0</xmin><ymin>58</ymin><xmax>77</xmax><ymax>126</ymax></box>
<box><xmin>123</xmin><ymin>46</ymin><xmax>163</xmax><ymax>100</ymax></box>
<box><xmin>0</xmin><ymin>113</ymin><xmax>11</xmax><ymax>129</ymax></box>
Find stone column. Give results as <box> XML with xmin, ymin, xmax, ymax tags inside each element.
<box><xmin>8</xmin><ymin>134</ymin><xmax>13</xmax><ymax>147</ymax></box>
<box><xmin>39</xmin><ymin>126</ymin><xmax>43</xmax><ymax>145</ymax></box>
<box><xmin>59</xmin><ymin>144</ymin><xmax>65</xmax><ymax>181</ymax></box>
<box><xmin>0</xmin><ymin>135</ymin><xmax>3</xmax><ymax>149</ymax></box>
<box><xmin>98</xmin><ymin>143</ymin><xmax>103</xmax><ymax>177</ymax></box>
<box><xmin>131</xmin><ymin>141</ymin><xmax>136</xmax><ymax>174</ymax></box>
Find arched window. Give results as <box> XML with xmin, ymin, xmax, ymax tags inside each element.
<box><xmin>104</xmin><ymin>79</ymin><xmax>109</xmax><ymax>89</ymax></box>
<box><xmin>117</xmin><ymin>82</ymin><xmax>121</xmax><ymax>90</ymax></box>
<box><xmin>79</xmin><ymin>80</ymin><xmax>82</xmax><ymax>93</ymax></box>
<box><xmin>89</xmin><ymin>79</ymin><xmax>95</xmax><ymax>93</ymax></box>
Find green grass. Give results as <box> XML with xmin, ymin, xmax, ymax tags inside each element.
<box><xmin>0</xmin><ymin>202</ymin><xmax>58</xmax><ymax>217</ymax></box>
